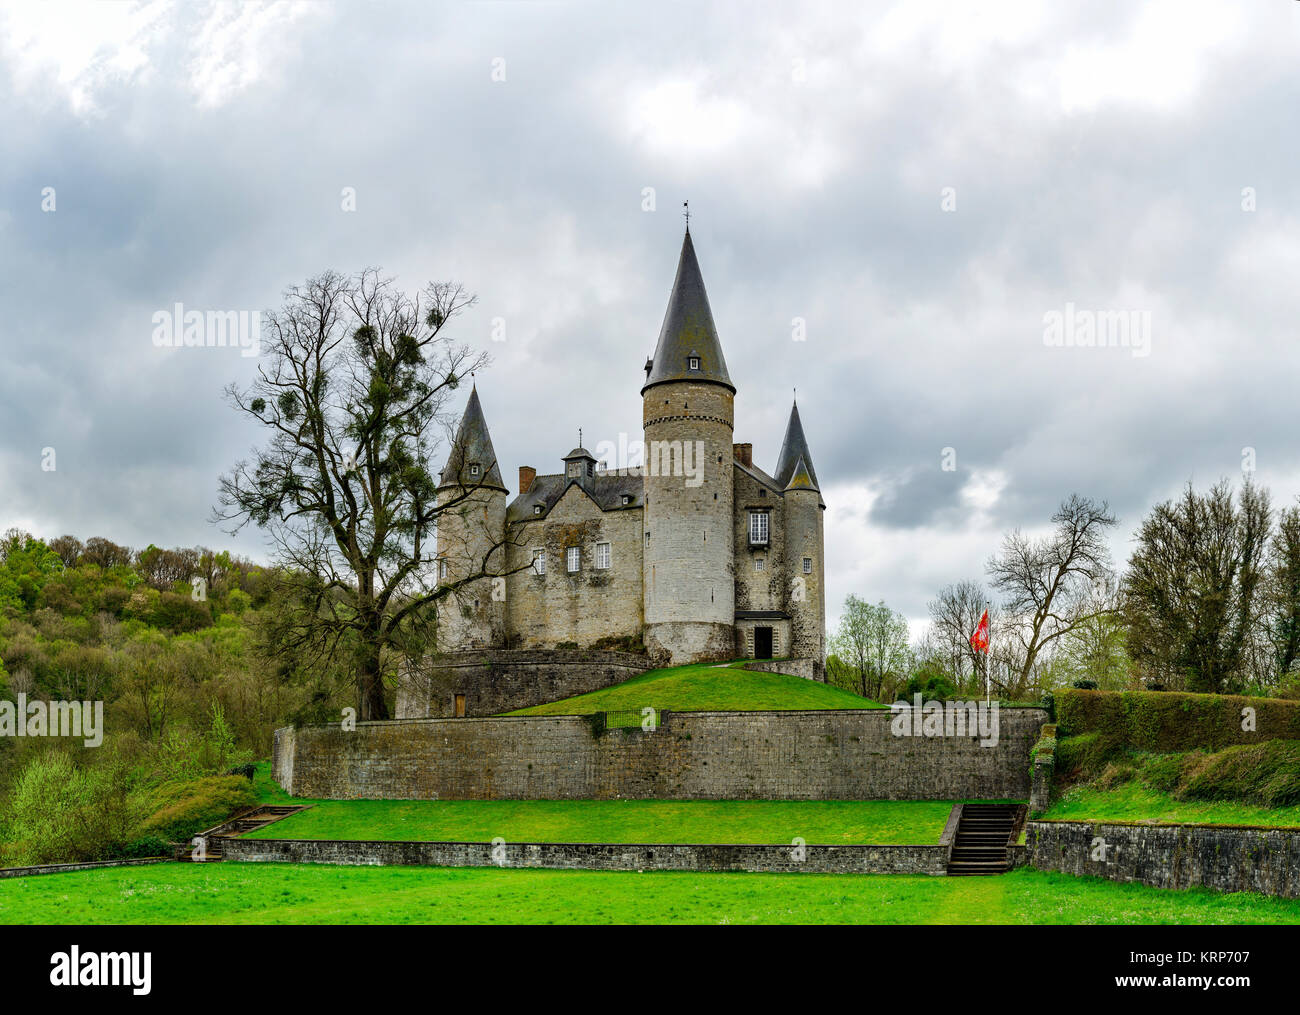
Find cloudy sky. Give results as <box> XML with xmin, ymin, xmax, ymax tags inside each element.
<box><xmin>2</xmin><ymin>0</ymin><xmax>1298</xmax><ymax>633</ymax></box>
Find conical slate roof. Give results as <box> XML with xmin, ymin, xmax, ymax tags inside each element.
<box><xmin>439</xmin><ymin>385</ymin><xmax>506</xmax><ymax>491</ymax></box>
<box><xmin>642</xmin><ymin>230</ymin><xmax>734</xmax><ymax>394</ymax></box>
<box><xmin>774</xmin><ymin>400</ymin><xmax>819</xmax><ymax>490</ymax></box>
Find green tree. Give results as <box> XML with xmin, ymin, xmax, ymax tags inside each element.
<box><xmin>829</xmin><ymin>596</ymin><xmax>910</xmax><ymax>701</ymax></box>
<box><xmin>1124</xmin><ymin>479</ymin><xmax>1271</xmax><ymax>693</ymax></box>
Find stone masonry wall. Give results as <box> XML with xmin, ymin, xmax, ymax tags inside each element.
<box><xmin>395</xmin><ymin>649</ymin><xmax>650</xmax><ymax>718</ymax></box>
<box><xmin>742</xmin><ymin>658</ymin><xmax>822</xmax><ymax>681</ymax></box>
<box><xmin>503</xmin><ymin>488</ymin><xmax>645</xmax><ymax>648</ymax></box>
<box><xmin>1026</xmin><ymin>820</ymin><xmax>1300</xmax><ymax>899</ymax></box>
<box><xmin>275</xmin><ymin>707</ymin><xmax>1048</xmax><ymax>801</ymax></box>
<box><xmin>224</xmin><ymin>837</ymin><xmax>948</xmax><ymax>874</ymax></box>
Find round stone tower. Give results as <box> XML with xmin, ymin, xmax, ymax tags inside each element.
<box><xmin>641</xmin><ymin>229</ymin><xmax>736</xmax><ymax>665</ymax></box>
<box><xmin>435</xmin><ymin>385</ymin><xmax>508</xmax><ymax>651</ymax></box>
<box><xmin>775</xmin><ymin>400</ymin><xmax>826</xmax><ymax>669</ymax></box>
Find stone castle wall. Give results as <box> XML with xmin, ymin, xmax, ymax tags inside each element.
<box><xmin>274</xmin><ymin>707</ymin><xmax>1048</xmax><ymax>801</ymax></box>
<box><xmin>395</xmin><ymin>649</ymin><xmax>650</xmax><ymax>718</ymax></box>
<box><xmin>503</xmin><ymin>486</ymin><xmax>644</xmax><ymax>648</ymax></box>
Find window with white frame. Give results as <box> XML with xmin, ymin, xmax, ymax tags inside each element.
<box><xmin>566</xmin><ymin>546</ymin><xmax>580</xmax><ymax>572</ymax></box>
<box><xmin>438</xmin><ymin>560</ymin><xmax>448</xmax><ymax>580</ymax></box>
<box><xmin>469</xmin><ymin>463</ymin><xmax>480</xmax><ymax>477</ymax></box>
<box><xmin>803</xmin><ymin>557</ymin><xmax>813</xmax><ymax>574</ymax></box>
<box><xmin>748</xmin><ymin>511</ymin><xmax>769</xmax><ymax>545</ymax></box>
<box><xmin>688</xmin><ymin>356</ymin><xmax>700</xmax><ymax>370</ymax></box>
<box><xmin>596</xmin><ymin>542</ymin><xmax>611</xmax><ymax>569</ymax></box>
<box><xmin>532</xmin><ymin>549</ymin><xmax>545</xmax><ymax>575</ymax></box>
<box><xmin>754</xmin><ymin>557</ymin><xmax>764</xmax><ymax>572</ymax></box>
<box><xmin>533</xmin><ymin>504</ymin><xmax>543</xmax><ymax>515</ymax></box>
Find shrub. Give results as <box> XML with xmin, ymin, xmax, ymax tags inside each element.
<box><xmin>121</xmin><ymin>835</ymin><xmax>172</xmax><ymax>858</ymax></box>
<box><xmin>1071</xmin><ymin>679</ymin><xmax>1099</xmax><ymax>690</ymax></box>
<box><xmin>1055</xmin><ymin>688</ymin><xmax>1300</xmax><ymax>752</ymax></box>
<box><xmin>3</xmin><ymin>750</ymin><xmax>142</xmax><ymax>866</ymax></box>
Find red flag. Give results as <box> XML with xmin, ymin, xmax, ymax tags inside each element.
<box><xmin>969</xmin><ymin>610</ymin><xmax>990</xmax><ymax>653</ymax></box>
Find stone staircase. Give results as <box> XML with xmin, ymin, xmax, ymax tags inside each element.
<box><xmin>177</xmin><ymin>804</ymin><xmax>307</xmax><ymax>863</ymax></box>
<box><xmin>946</xmin><ymin>804</ymin><xmax>1023</xmax><ymax>876</ymax></box>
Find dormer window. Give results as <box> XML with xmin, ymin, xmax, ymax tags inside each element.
<box><xmin>533</xmin><ymin>504</ymin><xmax>543</xmax><ymax>515</ymax></box>
<box><xmin>469</xmin><ymin>463</ymin><xmax>481</xmax><ymax>477</ymax></box>
<box><xmin>621</xmin><ymin>494</ymin><xmax>632</xmax><ymax>506</ymax></box>
<box><xmin>688</xmin><ymin>356</ymin><xmax>700</xmax><ymax>370</ymax></box>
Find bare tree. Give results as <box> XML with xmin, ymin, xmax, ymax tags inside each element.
<box><xmin>215</xmin><ymin>269</ymin><xmax>521</xmax><ymax>719</ymax></box>
<box><xmin>988</xmin><ymin>494</ymin><xmax>1117</xmax><ymax>696</ymax></box>
<box><xmin>927</xmin><ymin>579</ymin><xmax>992</xmax><ymax>690</ymax></box>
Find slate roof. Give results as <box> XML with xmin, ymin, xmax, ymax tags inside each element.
<box><xmin>784</xmin><ymin>454</ymin><xmax>817</xmax><ymax>492</ymax></box>
<box><xmin>642</xmin><ymin>230</ymin><xmax>735</xmax><ymax>394</ymax></box>
<box><xmin>507</xmin><ymin>471</ymin><xmax>644</xmax><ymax>523</ymax></box>
<box><xmin>773</xmin><ymin>401</ymin><xmax>820</xmax><ymax>490</ymax></box>
<box><xmin>438</xmin><ymin>386</ymin><xmax>507</xmax><ymax>492</ymax></box>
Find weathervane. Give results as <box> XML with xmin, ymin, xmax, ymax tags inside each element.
<box><xmin>683</xmin><ymin>200</ymin><xmax>690</xmax><ymax>231</ymax></box>
<box><xmin>578</xmin><ymin>427</ymin><xmax>582</xmax><ymax>448</ymax></box>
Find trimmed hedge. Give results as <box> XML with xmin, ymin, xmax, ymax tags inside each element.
<box><xmin>1056</xmin><ymin>689</ymin><xmax>1300</xmax><ymax>752</ymax></box>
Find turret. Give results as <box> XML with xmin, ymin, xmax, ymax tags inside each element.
<box><xmin>777</xmin><ymin>401</ymin><xmax>826</xmax><ymax>666</ymax></box>
<box><xmin>434</xmin><ymin>385</ymin><xmax>508</xmax><ymax>650</ymax></box>
<box><xmin>641</xmin><ymin>229</ymin><xmax>736</xmax><ymax>664</ymax></box>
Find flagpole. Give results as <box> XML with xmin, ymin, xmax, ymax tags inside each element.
<box><xmin>985</xmin><ymin>599</ymin><xmax>991</xmax><ymax>707</ymax></box>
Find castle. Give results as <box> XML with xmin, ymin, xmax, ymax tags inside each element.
<box><xmin>432</xmin><ymin>228</ymin><xmax>826</xmax><ymax>671</ymax></box>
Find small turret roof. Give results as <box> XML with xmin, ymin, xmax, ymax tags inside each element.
<box><xmin>783</xmin><ymin>454</ymin><xmax>818</xmax><ymax>492</ymax></box>
<box><xmin>642</xmin><ymin>230</ymin><xmax>734</xmax><ymax>394</ymax></box>
<box><xmin>438</xmin><ymin>385</ymin><xmax>506</xmax><ymax>492</ymax></box>
<box><xmin>774</xmin><ymin>400</ymin><xmax>819</xmax><ymax>490</ymax></box>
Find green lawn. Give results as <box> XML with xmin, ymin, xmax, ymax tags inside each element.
<box><xmin>1043</xmin><ymin>782</ymin><xmax>1300</xmax><ymax>828</ymax></box>
<box><xmin>2</xmin><ymin>863</ymin><xmax>1296</xmax><ymax>924</ymax></box>
<box><xmin>509</xmin><ymin>660</ymin><xmax>882</xmax><ymax>715</ymax></box>
<box><xmin>244</xmin><ymin>799</ymin><xmax>955</xmax><ymax>845</ymax></box>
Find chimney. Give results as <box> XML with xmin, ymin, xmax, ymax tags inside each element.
<box><xmin>518</xmin><ymin>465</ymin><xmax>536</xmax><ymax>494</ymax></box>
<box><xmin>733</xmin><ymin>443</ymin><xmax>752</xmax><ymax>467</ymax></box>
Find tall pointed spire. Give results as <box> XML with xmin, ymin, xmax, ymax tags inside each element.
<box><xmin>774</xmin><ymin>399</ymin><xmax>819</xmax><ymax>490</ymax></box>
<box><xmin>439</xmin><ymin>384</ymin><xmax>506</xmax><ymax>491</ymax></box>
<box><xmin>642</xmin><ymin>230</ymin><xmax>734</xmax><ymax>394</ymax></box>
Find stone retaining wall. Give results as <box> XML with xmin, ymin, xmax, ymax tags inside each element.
<box><xmin>274</xmin><ymin>707</ymin><xmax>1048</xmax><ymax>801</ymax></box>
<box><xmin>1025</xmin><ymin>820</ymin><xmax>1300</xmax><ymax>899</ymax></box>
<box><xmin>223</xmin><ymin>836</ymin><xmax>949</xmax><ymax>874</ymax></box>
<box><xmin>396</xmin><ymin>649</ymin><xmax>650</xmax><ymax>718</ymax></box>
<box><xmin>741</xmin><ymin>658</ymin><xmax>822</xmax><ymax>681</ymax></box>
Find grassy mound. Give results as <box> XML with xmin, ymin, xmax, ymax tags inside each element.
<box><xmin>242</xmin><ymin>799</ymin><xmax>953</xmax><ymax>845</ymax></box>
<box><xmin>1047</xmin><ymin>737</ymin><xmax>1300</xmax><ymax>826</ymax></box>
<box><xmin>509</xmin><ymin>661</ymin><xmax>882</xmax><ymax>715</ymax></box>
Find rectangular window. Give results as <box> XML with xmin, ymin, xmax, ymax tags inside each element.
<box><xmin>532</xmin><ymin>549</ymin><xmax>545</xmax><ymax>575</ymax></box>
<box><xmin>645</xmin><ymin>531</ymin><xmax>650</xmax><ymax>547</ymax></box>
<box><xmin>803</xmin><ymin>557</ymin><xmax>813</xmax><ymax>574</ymax></box>
<box><xmin>748</xmin><ymin>511</ymin><xmax>769</xmax><ymax>545</ymax></box>
<box><xmin>754</xmin><ymin>557</ymin><xmax>764</xmax><ymax>572</ymax></box>
<box><xmin>566</xmin><ymin>546</ymin><xmax>580</xmax><ymax>572</ymax></box>
<box><xmin>438</xmin><ymin>560</ymin><xmax>448</xmax><ymax>580</ymax></box>
<box><xmin>596</xmin><ymin>542</ymin><xmax>611</xmax><ymax>569</ymax></box>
